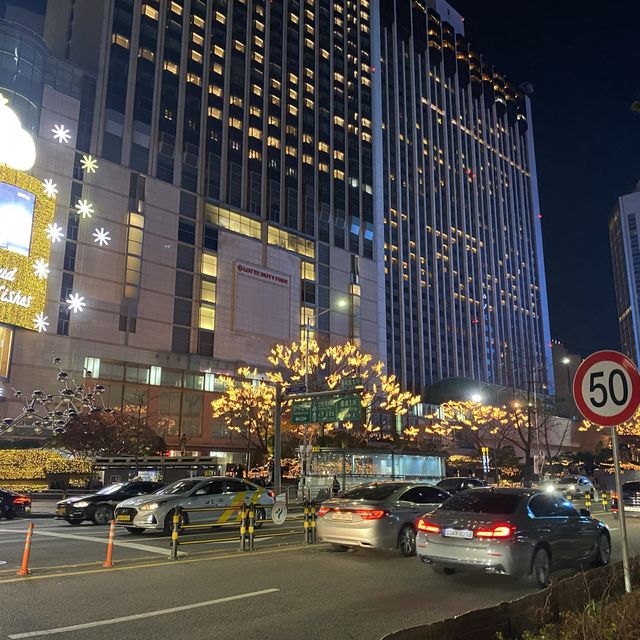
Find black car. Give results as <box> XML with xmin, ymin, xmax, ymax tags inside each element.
<box><xmin>0</xmin><ymin>489</ymin><xmax>32</xmax><ymax>519</ymax></box>
<box><xmin>612</xmin><ymin>481</ymin><xmax>640</xmax><ymax>518</ymax></box>
<box><xmin>436</xmin><ymin>477</ymin><xmax>486</xmax><ymax>495</ymax></box>
<box><xmin>56</xmin><ymin>481</ymin><xmax>164</xmax><ymax>525</ymax></box>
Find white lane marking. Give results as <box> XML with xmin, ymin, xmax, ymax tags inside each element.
<box><xmin>5</xmin><ymin>528</ymin><xmax>174</xmax><ymax>556</ymax></box>
<box><xmin>609</xmin><ymin>527</ymin><xmax>619</xmax><ymax>531</ymax></box>
<box><xmin>8</xmin><ymin>588</ymin><xmax>280</xmax><ymax>638</ymax></box>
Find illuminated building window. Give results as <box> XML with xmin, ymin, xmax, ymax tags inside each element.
<box><xmin>0</xmin><ymin>327</ymin><xmax>13</xmax><ymax>378</ymax></box>
<box><xmin>303</xmin><ymin>154</ymin><xmax>313</xmax><ymax>164</ymax></box>
<box><xmin>268</xmin><ymin>136</ymin><xmax>280</xmax><ymax>148</ymax></box>
<box><xmin>333</xmin><ymin>169</ymin><xmax>344</xmax><ymax>180</ymax></box>
<box><xmin>304</xmin><ymin>82</ymin><xmax>314</xmax><ymax>94</ymax></box>
<box><xmin>255</xmin><ymin>20</ymin><xmax>265</xmax><ymax>32</ymax></box>
<box><xmin>186</xmin><ymin>73</ymin><xmax>201</xmax><ymax>86</ymax></box>
<box><xmin>142</xmin><ymin>4</ymin><xmax>159</xmax><ymax>20</ymax></box>
<box><xmin>199</xmin><ymin>305</ymin><xmax>215</xmax><ymax>331</ymax></box>
<box><xmin>271</xmin><ymin>95</ymin><xmax>280</xmax><ymax>106</ymax></box>
<box><xmin>334</xmin><ymin>72</ymin><xmax>344</xmax><ymax>83</ymax></box>
<box><xmin>209</xmin><ymin>84</ymin><xmax>222</xmax><ymax>96</ymax></box>
<box><xmin>230</xmin><ymin>95</ymin><xmax>243</xmax><ymax>107</ymax></box>
<box><xmin>213</xmin><ymin>45</ymin><xmax>224</xmax><ymax>58</ymax></box>
<box><xmin>289</xmin><ymin>72</ymin><xmax>298</xmax><ymax>84</ymax></box>
<box><xmin>192</xmin><ymin>14</ymin><xmax>204</xmax><ymax>28</ymax></box>
<box><xmin>288</xmin><ymin>105</ymin><xmax>298</xmax><ymax>116</ymax></box>
<box><xmin>208</xmin><ymin>106</ymin><xmax>222</xmax><ymax>119</ymax></box>
<box><xmin>267</xmin><ymin>226</ymin><xmax>315</xmax><ymax>258</ymax></box>
<box><xmin>334</xmin><ymin>150</ymin><xmax>344</xmax><ymax>160</ymax></box>
<box><xmin>305</xmin><ymin>68</ymin><xmax>314</xmax><ymax>79</ymax></box>
<box><xmin>163</xmin><ymin>61</ymin><xmax>178</xmax><ymax>74</ymax></box>
<box><xmin>301</xmin><ymin>261</ymin><xmax>316</xmax><ymax>281</ymax></box>
<box><xmin>248</xmin><ymin>149</ymin><xmax>261</xmax><ymax>160</ymax></box>
<box><xmin>249</xmin><ymin>127</ymin><xmax>262</xmax><ymax>139</ymax></box>
<box><xmin>252</xmin><ymin>84</ymin><xmax>263</xmax><ymax>96</ymax></box>
<box><xmin>234</xmin><ymin>40</ymin><xmax>245</xmax><ymax>53</ymax></box>
<box><xmin>112</xmin><ymin>33</ymin><xmax>130</xmax><ymax>48</ymax></box>
<box><xmin>215</xmin><ymin>10</ymin><xmax>226</xmax><ymax>23</ymax></box>
<box><xmin>321</xmin><ymin>48</ymin><xmax>329</xmax><ymax>59</ymax></box>
<box><xmin>212</xmin><ymin>62</ymin><xmax>223</xmax><ymax>74</ymax></box>
<box><xmin>253</xmin><ymin>52</ymin><xmax>264</xmax><ymax>64</ymax></box>
<box><xmin>192</xmin><ymin>32</ymin><xmax>203</xmax><ymax>46</ymax></box>
<box><xmin>318</xmin><ymin>162</ymin><xmax>329</xmax><ymax>172</ymax></box>
<box><xmin>201</xmin><ymin>253</ymin><xmax>218</xmax><ymax>278</ymax></box>
<box><xmin>362</xmin><ymin>132</ymin><xmax>372</xmax><ymax>142</ymax></box>
<box><xmin>268</xmin><ymin>115</ymin><xmax>280</xmax><ymax>126</ymax></box>
<box><xmin>138</xmin><ymin>47</ymin><xmax>155</xmax><ymax>61</ymax></box>
<box><xmin>191</xmin><ymin>50</ymin><xmax>202</xmax><ymax>63</ymax></box>
<box><xmin>271</xmin><ymin>78</ymin><xmax>281</xmax><ymax>90</ymax></box>
<box><xmin>318</xmin><ymin>141</ymin><xmax>329</xmax><ymax>152</ymax></box>
<box><xmin>206</xmin><ymin>205</ymin><xmax>261</xmax><ymax>240</ymax></box>
<box><xmin>170</xmin><ymin>1</ymin><xmax>182</xmax><ymax>15</ymax></box>
<box><xmin>250</xmin><ymin>105</ymin><xmax>262</xmax><ymax>117</ymax></box>
<box><xmin>334</xmin><ymin>115</ymin><xmax>344</xmax><ymax>126</ymax></box>
<box><xmin>285</xmin><ymin>124</ymin><xmax>297</xmax><ymax>135</ymax></box>
<box><xmin>302</xmin><ymin>133</ymin><xmax>313</xmax><ymax>144</ymax></box>
<box><xmin>254</xmin><ymin>35</ymin><xmax>264</xmax><ymax>48</ymax></box>
<box><xmin>229</xmin><ymin>117</ymin><xmax>242</xmax><ymax>129</ymax></box>
<box><xmin>285</xmin><ymin>145</ymin><xmax>297</xmax><ymax>157</ymax></box>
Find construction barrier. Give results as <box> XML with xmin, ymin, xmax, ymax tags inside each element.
<box><xmin>16</xmin><ymin>522</ymin><xmax>34</xmax><ymax>576</ymax></box>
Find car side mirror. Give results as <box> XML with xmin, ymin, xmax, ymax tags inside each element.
<box><xmin>579</xmin><ymin>508</ymin><xmax>590</xmax><ymax>517</ymax></box>
<box><xmin>195</xmin><ymin>489</ymin><xmax>207</xmax><ymax>495</ymax></box>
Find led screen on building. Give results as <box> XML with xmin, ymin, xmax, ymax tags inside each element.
<box><xmin>0</xmin><ymin>166</ymin><xmax>55</xmax><ymax>332</ymax></box>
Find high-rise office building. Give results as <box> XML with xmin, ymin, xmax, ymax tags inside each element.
<box><xmin>610</xmin><ymin>184</ymin><xmax>640</xmax><ymax>364</ymax></box>
<box><xmin>0</xmin><ymin>0</ymin><xmax>553</xmax><ymax>453</ymax></box>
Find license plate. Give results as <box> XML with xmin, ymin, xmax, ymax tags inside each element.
<box><xmin>443</xmin><ymin>528</ymin><xmax>473</xmax><ymax>539</ymax></box>
<box><xmin>116</xmin><ymin>514</ymin><xmax>131</xmax><ymax>522</ymax></box>
<box><xmin>332</xmin><ymin>512</ymin><xmax>353</xmax><ymax>522</ymax></box>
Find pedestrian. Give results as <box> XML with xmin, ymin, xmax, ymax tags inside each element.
<box><xmin>331</xmin><ymin>475</ymin><xmax>341</xmax><ymax>497</ymax></box>
<box><xmin>179</xmin><ymin>433</ymin><xmax>188</xmax><ymax>456</ymax></box>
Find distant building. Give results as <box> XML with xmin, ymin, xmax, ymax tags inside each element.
<box><xmin>609</xmin><ymin>184</ymin><xmax>640</xmax><ymax>364</ymax></box>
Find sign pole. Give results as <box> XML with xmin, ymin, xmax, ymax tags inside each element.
<box><xmin>611</xmin><ymin>424</ymin><xmax>632</xmax><ymax>593</ymax></box>
<box><xmin>274</xmin><ymin>384</ymin><xmax>282</xmax><ymax>497</ymax></box>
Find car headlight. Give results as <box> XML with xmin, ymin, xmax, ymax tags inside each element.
<box><xmin>544</xmin><ymin>485</ymin><xmax>555</xmax><ymax>493</ymax></box>
<box><xmin>569</xmin><ymin>485</ymin><xmax>576</xmax><ymax>492</ymax></box>
<box><xmin>139</xmin><ymin>501</ymin><xmax>165</xmax><ymax>511</ymax></box>
<box><xmin>73</xmin><ymin>501</ymin><xmax>90</xmax><ymax>508</ymax></box>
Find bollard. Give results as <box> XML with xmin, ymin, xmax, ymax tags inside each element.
<box><xmin>169</xmin><ymin>507</ymin><xmax>181</xmax><ymax>561</ymax></box>
<box><xmin>17</xmin><ymin>522</ymin><xmax>34</xmax><ymax>576</ymax></box>
<box><xmin>103</xmin><ymin>520</ymin><xmax>116</xmax><ymax>568</ymax></box>
<box><xmin>248</xmin><ymin>504</ymin><xmax>255</xmax><ymax>552</ymax></box>
<box><xmin>566</xmin><ymin>493</ymin><xmax>572</xmax><ymax>503</ymax></box>
<box><xmin>239</xmin><ymin>503</ymin><xmax>248</xmax><ymax>552</ymax></box>
<box><xmin>303</xmin><ymin>501</ymin><xmax>310</xmax><ymax>544</ymax></box>
<box><xmin>602</xmin><ymin>491</ymin><xmax>609</xmax><ymax>511</ymax></box>
<box><xmin>310</xmin><ymin>501</ymin><xmax>317</xmax><ymax>543</ymax></box>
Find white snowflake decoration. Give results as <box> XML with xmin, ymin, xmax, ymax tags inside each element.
<box><xmin>42</xmin><ymin>178</ymin><xmax>58</xmax><ymax>198</ymax></box>
<box><xmin>92</xmin><ymin>227</ymin><xmax>111</xmax><ymax>247</ymax></box>
<box><xmin>32</xmin><ymin>258</ymin><xmax>50</xmax><ymax>279</ymax></box>
<box><xmin>33</xmin><ymin>313</ymin><xmax>49</xmax><ymax>333</ymax></box>
<box><xmin>51</xmin><ymin>124</ymin><xmax>71</xmax><ymax>144</ymax></box>
<box><xmin>46</xmin><ymin>222</ymin><xmax>65</xmax><ymax>243</ymax></box>
<box><xmin>75</xmin><ymin>199</ymin><xmax>94</xmax><ymax>218</ymax></box>
<box><xmin>66</xmin><ymin>293</ymin><xmax>86</xmax><ymax>314</ymax></box>
<box><xmin>80</xmin><ymin>154</ymin><xmax>98</xmax><ymax>173</ymax></box>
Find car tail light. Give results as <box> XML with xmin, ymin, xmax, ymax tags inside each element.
<box><xmin>417</xmin><ymin>518</ymin><xmax>441</xmax><ymax>534</ymax></box>
<box><xmin>317</xmin><ymin>506</ymin><xmax>332</xmax><ymax>517</ymax></box>
<box><xmin>266</xmin><ymin>490</ymin><xmax>275</xmax><ymax>499</ymax></box>
<box><xmin>356</xmin><ymin>509</ymin><xmax>386</xmax><ymax>520</ymax></box>
<box><xmin>475</xmin><ymin>523</ymin><xmax>515</xmax><ymax>539</ymax></box>
<box><xmin>12</xmin><ymin>496</ymin><xmax>30</xmax><ymax>505</ymax></box>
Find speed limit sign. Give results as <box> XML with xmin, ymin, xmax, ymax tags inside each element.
<box><xmin>573</xmin><ymin>349</ymin><xmax>640</xmax><ymax>594</ymax></box>
<box><xmin>573</xmin><ymin>350</ymin><xmax>640</xmax><ymax>427</ymax></box>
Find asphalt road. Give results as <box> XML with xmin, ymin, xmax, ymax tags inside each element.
<box><xmin>0</xmin><ymin>501</ymin><xmax>636</xmax><ymax>640</ymax></box>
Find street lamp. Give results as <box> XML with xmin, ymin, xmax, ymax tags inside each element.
<box><xmin>471</xmin><ymin>393</ymin><xmax>483</xmax><ymax>403</ymax></box>
<box><xmin>301</xmin><ymin>298</ymin><xmax>348</xmax><ymax>498</ymax></box>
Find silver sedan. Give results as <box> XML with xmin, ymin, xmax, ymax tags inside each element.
<box><xmin>416</xmin><ymin>488</ymin><xmax>610</xmax><ymax>587</ymax></box>
<box><xmin>114</xmin><ymin>476</ymin><xmax>274</xmax><ymax>534</ymax></box>
<box><xmin>317</xmin><ymin>481</ymin><xmax>450</xmax><ymax>556</ymax></box>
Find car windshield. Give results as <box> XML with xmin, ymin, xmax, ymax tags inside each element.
<box><xmin>96</xmin><ymin>483</ymin><xmax>126</xmax><ymax>495</ymax></box>
<box><xmin>341</xmin><ymin>483</ymin><xmax>404</xmax><ymax>501</ymax></box>
<box><xmin>442</xmin><ymin>492</ymin><xmax>522</xmax><ymax>514</ymax></box>
<box><xmin>623</xmin><ymin>482</ymin><xmax>640</xmax><ymax>492</ymax></box>
<box><xmin>156</xmin><ymin>479</ymin><xmax>202</xmax><ymax>495</ymax></box>
<box><xmin>557</xmin><ymin>477</ymin><xmax>578</xmax><ymax>485</ymax></box>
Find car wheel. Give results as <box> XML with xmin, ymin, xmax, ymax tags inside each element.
<box><xmin>432</xmin><ymin>566</ymin><xmax>455</xmax><ymax>576</ymax></box>
<box><xmin>126</xmin><ymin>527</ymin><xmax>145</xmax><ymax>535</ymax></box>
<box><xmin>66</xmin><ymin>519</ymin><xmax>82</xmax><ymax>525</ymax></box>
<box><xmin>163</xmin><ymin>510</ymin><xmax>186</xmax><ymax>535</ymax></box>
<box><xmin>526</xmin><ymin>547</ymin><xmax>551</xmax><ymax>588</ymax></box>
<box><xmin>254</xmin><ymin>507</ymin><xmax>266</xmax><ymax>529</ymax></box>
<box><xmin>398</xmin><ymin>525</ymin><xmax>416</xmax><ymax>557</ymax></box>
<box><xmin>92</xmin><ymin>505</ymin><xmax>113</xmax><ymax>526</ymax></box>
<box><xmin>592</xmin><ymin>533</ymin><xmax>611</xmax><ymax>567</ymax></box>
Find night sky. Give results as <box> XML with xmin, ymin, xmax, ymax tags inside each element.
<box><xmin>451</xmin><ymin>0</ymin><xmax>640</xmax><ymax>356</ymax></box>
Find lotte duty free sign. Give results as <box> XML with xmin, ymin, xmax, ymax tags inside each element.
<box><xmin>573</xmin><ymin>350</ymin><xmax>640</xmax><ymax>427</ymax></box>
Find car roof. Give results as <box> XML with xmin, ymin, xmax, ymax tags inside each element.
<box><xmin>458</xmin><ymin>487</ymin><xmax>538</xmax><ymax>498</ymax></box>
<box><xmin>439</xmin><ymin>477</ymin><xmax>481</xmax><ymax>482</ymax></box>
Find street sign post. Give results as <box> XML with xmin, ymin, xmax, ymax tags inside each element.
<box><xmin>284</xmin><ymin>384</ymin><xmax>307</xmax><ymax>395</ymax></box>
<box><xmin>340</xmin><ymin>376</ymin><xmax>363</xmax><ymax>391</ymax></box>
<box><xmin>573</xmin><ymin>350</ymin><xmax>640</xmax><ymax>594</ymax></box>
<box><xmin>290</xmin><ymin>394</ymin><xmax>361</xmax><ymax>424</ymax></box>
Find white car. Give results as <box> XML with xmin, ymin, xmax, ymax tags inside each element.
<box><xmin>542</xmin><ymin>475</ymin><xmax>597</xmax><ymax>500</ymax></box>
<box><xmin>114</xmin><ymin>476</ymin><xmax>274</xmax><ymax>534</ymax></box>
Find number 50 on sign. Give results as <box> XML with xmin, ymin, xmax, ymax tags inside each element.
<box><xmin>573</xmin><ymin>350</ymin><xmax>640</xmax><ymax>427</ymax></box>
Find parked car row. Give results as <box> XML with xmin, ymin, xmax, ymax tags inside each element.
<box><xmin>316</xmin><ymin>477</ymin><xmax>611</xmax><ymax>588</ymax></box>
<box><xmin>55</xmin><ymin>477</ymin><xmax>275</xmax><ymax>534</ymax></box>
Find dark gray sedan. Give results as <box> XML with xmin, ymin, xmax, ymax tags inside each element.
<box><xmin>317</xmin><ymin>481</ymin><xmax>450</xmax><ymax>556</ymax></box>
<box><xmin>416</xmin><ymin>488</ymin><xmax>610</xmax><ymax>587</ymax></box>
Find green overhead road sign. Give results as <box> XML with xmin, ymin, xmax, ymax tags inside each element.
<box><xmin>340</xmin><ymin>377</ymin><xmax>363</xmax><ymax>390</ymax></box>
<box><xmin>291</xmin><ymin>394</ymin><xmax>361</xmax><ymax>424</ymax></box>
